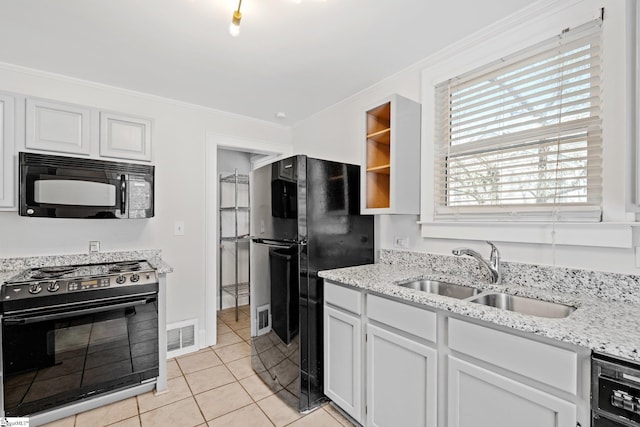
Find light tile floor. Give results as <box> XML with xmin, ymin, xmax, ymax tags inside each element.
<box><xmin>42</xmin><ymin>306</ymin><xmax>354</xmax><ymax>427</ymax></box>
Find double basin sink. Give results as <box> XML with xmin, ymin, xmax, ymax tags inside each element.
<box><xmin>397</xmin><ymin>279</ymin><xmax>576</xmax><ymax>319</ymax></box>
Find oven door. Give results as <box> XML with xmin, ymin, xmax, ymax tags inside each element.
<box><xmin>1</xmin><ymin>292</ymin><xmax>159</xmax><ymax>417</ymax></box>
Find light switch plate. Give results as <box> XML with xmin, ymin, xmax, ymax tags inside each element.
<box><xmin>174</xmin><ymin>221</ymin><xmax>185</xmax><ymax>236</ymax></box>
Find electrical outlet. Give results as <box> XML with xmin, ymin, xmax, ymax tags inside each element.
<box><xmin>89</xmin><ymin>241</ymin><xmax>100</xmax><ymax>253</ymax></box>
<box><xmin>393</xmin><ymin>236</ymin><xmax>409</xmax><ymax>249</ymax></box>
<box><xmin>174</xmin><ymin>221</ymin><xmax>185</xmax><ymax>236</ymax></box>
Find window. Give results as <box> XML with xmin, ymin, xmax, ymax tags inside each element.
<box><xmin>434</xmin><ymin>20</ymin><xmax>602</xmax><ymax>221</ymax></box>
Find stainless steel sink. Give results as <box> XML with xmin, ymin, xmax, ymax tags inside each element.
<box><xmin>468</xmin><ymin>293</ymin><xmax>576</xmax><ymax>318</ymax></box>
<box><xmin>397</xmin><ymin>279</ymin><xmax>481</xmax><ymax>299</ymax></box>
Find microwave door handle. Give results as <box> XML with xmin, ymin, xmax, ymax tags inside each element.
<box><xmin>120</xmin><ymin>175</ymin><xmax>127</xmax><ymax>215</ymax></box>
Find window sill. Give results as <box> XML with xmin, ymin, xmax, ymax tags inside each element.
<box><xmin>418</xmin><ymin>221</ymin><xmax>637</xmax><ymax>248</ymax></box>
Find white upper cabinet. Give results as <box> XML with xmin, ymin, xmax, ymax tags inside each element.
<box><xmin>100</xmin><ymin>112</ymin><xmax>152</xmax><ymax>162</ymax></box>
<box><xmin>361</xmin><ymin>94</ymin><xmax>421</xmax><ymax>214</ymax></box>
<box><xmin>0</xmin><ymin>93</ymin><xmax>15</xmax><ymax>208</ymax></box>
<box><xmin>25</xmin><ymin>98</ymin><xmax>91</xmax><ymax>155</ymax></box>
<box><xmin>22</xmin><ymin>96</ymin><xmax>153</xmax><ymax>162</ymax></box>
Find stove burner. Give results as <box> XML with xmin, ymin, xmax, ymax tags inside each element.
<box><xmin>31</xmin><ymin>266</ymin><xmax>78</xmax><ymax>279</ymax></box>
<box><xmin>108</xmin><ymin>261</ymin><xmax>141</xmax><ymax>273</ymax></box>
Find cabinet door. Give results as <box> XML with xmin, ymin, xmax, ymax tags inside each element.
<box><xmin>25</xmin><ymin>98</ymin><xmax>91</xmax><ymax>155</ymax></box>
<box><xmin>100</xmin><ymin>112</ymin><xmax>152</xmax><ymax>161</ymax></box>
<box><xmin>366</xmin><ymin>323</ymin><xmax>437</xmax><ymax>427</ymax></box>
<box><xmin>324</xmin><ymin>305</ymin><xmax>363</xmax><ymax>423</ymax></box>
<box><xmin>448</xmin><ymin>356</ymin><xmax>576</xmax><ymax>427</ymax></box>
<box><xmin>0</xmin><ymin>94</ymin><xmax>15</xmax><ymax>208</ymax></box>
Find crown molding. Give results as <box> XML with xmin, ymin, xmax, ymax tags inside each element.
<box><xmin>0</xmin><ymin>61</ymin><xmax>290</xmax><ymax>131</ymax></box>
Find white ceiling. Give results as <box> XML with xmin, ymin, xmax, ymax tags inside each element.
<box><xmin>0</xmin><ymin>0</ymin><xmax>534</xmax><ymax>125</ymax></box>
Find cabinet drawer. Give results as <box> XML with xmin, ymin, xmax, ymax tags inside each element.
<box><xmin>367</xmin><ymin>294</ymin><xmax>436</xmax><ymax>343</ymax></box>
<box><xmin>448</xmin><ymin>318</ymin><xmax>577</xmax><ymax>395</ymax></box>
<box><xmin>325</xmin><ymin>281</ymin><xmax>362</xmax><ymax>315</ymax></box>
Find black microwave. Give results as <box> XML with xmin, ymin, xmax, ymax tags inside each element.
<box><xmin>19</xmin><ymin>152</ymin><xmax>154</xmax><ymax>219</ymax></box>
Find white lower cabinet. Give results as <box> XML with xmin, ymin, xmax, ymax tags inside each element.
<box><xmin>448</xmin><ymin>356</ymin><xmax>577</xmax><ymax>427</ymax></box>
<box><xmin>324</xmin><ymin>305</ymin><xmax>363</xmax><ymax>423</ymax></box>
<box><xmin>323</xmin><ymin>281</ymin><xmax>588</xmax><ymax>427</ymax></box>
<box><xmin>366</xmin><ymin>323</ymin><xmax>437</xmax><ymax>427</ymax></box>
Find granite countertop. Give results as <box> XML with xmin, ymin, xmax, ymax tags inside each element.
<box><xmin>0</xmin><ymin>250</ymin><xmax>174</xmax><ymax>284</ymax></box>
<box><xmin>319</xmin><ymin>263</ymin><xmax>640</xmax><ymax>363</ymax></box>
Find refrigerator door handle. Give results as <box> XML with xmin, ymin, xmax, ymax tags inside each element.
<box><xmin>252</xmin><ymin>238</ymin><xmax>299</xmax><ymax>248</ymax></box>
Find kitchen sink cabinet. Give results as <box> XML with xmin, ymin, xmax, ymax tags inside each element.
<box><xmin>323</xmin><ymin>280</ymin><xmax>590</xmax><ymax>427</ymax></box>
<box><xmin>447</xmin><ymin>317</ymin><xmax>590</xmax><ymax>427</ymax></box>
<box><xmin>447</xmin><ymin>356</ymin><xmax>577</xmax><ymax>427</ymax></box>
<box><xmin>361</xmin><ymin>94</ymin><xmax>420</xmax><ymax>214</ymax></box>
<box><xmin>0</xmin><ymin>93</ymin><xmax>15</xmax><ymax>208</ymax></box>
<box><xmin>366</xmin><ymin>323</ymin><xmax>437</xmax><ymax>427</ymax></box>
<box><xmin>365</xmin><ymin>294</ymin><xmax>437</xmax><ymax>427</ymax></box>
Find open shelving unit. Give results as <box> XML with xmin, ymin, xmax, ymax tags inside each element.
<box><xmin>365</xmin><ymin>102</ymin><xmax>392</xmax><ymax>209</ymax></box>
<box><xmin>219</xmin><ymin>170</ymin><xmax>250</xmax><ymax>321</ymax></box>
<box><xmin>362</xmin><ymin>94</ymin><xmax>421</xmax><ymax>214</ymax></box>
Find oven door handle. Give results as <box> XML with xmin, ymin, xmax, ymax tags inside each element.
<box><xmin>252</xmin><ymin>238</ymin><xmax>301</xmax><ymax>248</ymax></box>
<box><xmin>3</xmin><ymin>297</ymin><xmax>156</xmax><ymax>325</ymax></box>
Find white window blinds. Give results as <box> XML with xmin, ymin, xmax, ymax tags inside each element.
<box><xmin>434</xmin><ymin>20</ymin><xmax>602</xmax><ymax>221</ymax></box>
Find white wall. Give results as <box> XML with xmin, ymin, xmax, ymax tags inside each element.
<box><xmin>0</xmin><ymin>64</ymin><xmax>292</xmax><ymax>335</ymax></box>
<box><xmin>292</xmin><ymin>0</ymin><xmax>640</xmax><ymax>275</ymax></box>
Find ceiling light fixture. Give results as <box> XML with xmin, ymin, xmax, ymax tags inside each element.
<box><xmin>229</xmin><ymin>0</ymin><xmax>243</xmax><ymax>37</ymax></box>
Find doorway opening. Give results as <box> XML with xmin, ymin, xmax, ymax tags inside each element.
<box><xmin>204</xmin><ymin>133</ymin><xmax>290</xmax><ymax>347</ymax></box>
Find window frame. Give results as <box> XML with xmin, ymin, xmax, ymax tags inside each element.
<box><xmin>419</xmin><ymin>0</ymin><xmax>636</xmax><ymax>248</ymax></box>
<box><xmin>433</xmin><ymin>20</ymin><xmax>603</xmax><ymax>222</ymax></box>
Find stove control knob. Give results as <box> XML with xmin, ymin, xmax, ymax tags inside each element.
<box><xmin>47</xmin><ymin>281</ymin><xmax>60</xmax><ymax>292</ymax></box>
<box><xmin>116</xmin><ymin>275</ymin><xmax>127</xmax><ymax>284</ymax></box>
<box><xmin>130</xmin><ymin>273</ymin><xmax>140</xmax><ymax>283</ymax></box>
<box><xmin>29</xmin><ymin>283</ymin><xmax>42</xmax><ymax>294</ymax></box>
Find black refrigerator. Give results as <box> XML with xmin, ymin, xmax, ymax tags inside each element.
<box><xmin>250</xmin><ymin>155</ymin><xmax>374</xmax><ymax>412</ymax></box>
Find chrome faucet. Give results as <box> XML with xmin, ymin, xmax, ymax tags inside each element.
<box><xmin>452</xmin><ymin>241</ymin><xmax>501</xmax><ymax>285</ymax></box>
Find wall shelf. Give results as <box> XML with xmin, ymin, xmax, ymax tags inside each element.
<box><xmin>366</xmin><ymin>165</ymin><xmax>391</xmax><ymax>174</ymax></box>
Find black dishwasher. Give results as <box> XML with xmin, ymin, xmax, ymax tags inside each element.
<box><xmin>592</xmin><ymin>352</ymin><xmax>640</xmax><ymax>426</ymax></box>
